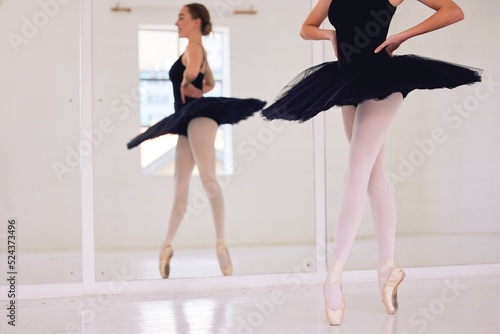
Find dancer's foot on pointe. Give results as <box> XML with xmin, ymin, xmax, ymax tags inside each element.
<box><xmin>378</xmin><ymin>259</ymin><xmax>405</xmax><ymax>314</ymax></box>
<box><xmin>216</xmin><ymin>239</ymin><xmax>232</xmax><ymax>276</ymax></box>
<box><xmin>159</xmin><ymin>239</ymin><xmax>174</xmax><ymax>279</ymax></box>
<box><xmin>324</xmin><ymin>261</ymin><xmax>345</xmax><ymax>325</ymax></box>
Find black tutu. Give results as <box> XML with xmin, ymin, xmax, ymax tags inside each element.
<box><xmin>127</xmin><ymin>97</ymin><xmax>266</xmax><ymax>149</ymax></box>
<box><xmin>261</xmin><ymin>54</ymin><xmax>482</xmax><ymax>122</ymax></box>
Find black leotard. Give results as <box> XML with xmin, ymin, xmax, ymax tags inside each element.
<box><xmin>169</xmin><ymin>52</ymin><xmax>205</xmax><ymax>112</ymax></box>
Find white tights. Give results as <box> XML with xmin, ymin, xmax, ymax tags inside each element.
<box><xmin>326</xmin><ymin>93</ymin><xmax>403</xmax><ymax>309</ymax></box>
<box><xmin>163</xmin><ymin>117</ymin><xmax>225</xmax><ymax>246</ymax></box>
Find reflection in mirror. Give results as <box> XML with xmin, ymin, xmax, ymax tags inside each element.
<box><xmin>325</xmin><ymin>0</ymin><xmax>500</xmax><ymax>270</ymax></box>
<box><xmin>137</xmin><ymin>26</ymin><xmax>233</xmax><ymax>175</ymax></box>
<box><xmin>0</xmin><ymin>1</ymin><xmax>82</xmax><ymax>284</ymax></box>
<box><xmin>92</xmin><ymin>0</ymin><xmax>316</xmax><ymax>281</ymax></box>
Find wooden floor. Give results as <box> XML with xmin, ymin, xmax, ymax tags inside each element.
<box><xmin>4</xmin><ymin>272</ymin><xmax>500</xmax><ymax>333</ymax></box>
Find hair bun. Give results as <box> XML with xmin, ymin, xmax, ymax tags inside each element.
<box><xmin>186</xmin><ymin>3</ymin><xmax>212</xmax><ymax>36</ymax></box>
<box><xmin>203</xmin><ymin>22</ymin><xmax>213</xmax><ymax>36</ymax></box>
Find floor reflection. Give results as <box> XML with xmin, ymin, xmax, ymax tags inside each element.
<box><xmin>138</xmin><ymin>298</ymin><xmax>229</xmax><ymax>333</ymax></box>
<box><xmin>94</xmin><ymin>245</ymin><xmax>315</xmax><ymax>281</ymax></box>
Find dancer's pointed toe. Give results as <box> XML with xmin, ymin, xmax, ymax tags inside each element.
<box><xmin>216</xmin><ymin>242</ymin><xmax>233</xmax><ymax>276</ymax></box>
<box><xmin>324</xmin><ymin>261</ymin><xmax>345</xmax><ymax>325</ymax></box>
<box><xmin>159</xmin><ymin>244</ymin><xmax>174</xmax><ymax>279</ymax></box>
<box><xmin>381</xmin><ymin>267</ymin><xmax>405</xmax><ymax>314</ymax></box>
<box><xmin>324</xmin><ymin>283</ymin><xmax>345</xmax><ymax>326</ymax></box>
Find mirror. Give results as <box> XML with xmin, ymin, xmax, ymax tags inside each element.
<box><xmin>325</xmin><ymin>0</ymin><xmax>500</xmax><ymax>270</ymax></box>
<box><xmin>0</xmin><ymin>0</ymin><xmax>82</xmax><ymax>284</ymax></box>
<box><xmin>92</xmin><ymin>0</ymin><xmax>316</xmax><ymax>281</ymax></box>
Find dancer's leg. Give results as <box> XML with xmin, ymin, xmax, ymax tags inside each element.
<box><xmin>340</xmin><ymin>102</ymin><xmax>400</xmax><ymax>294</ymax></box>
<box><xmin>333</xmin><ymin>93</ymin><xmax>402</xmax><ymax>264</ymax></box>
<box><xmin>368</xmin><ymin>145</ymin><xmax>397</xmax><ymax>262</ymax></box>
<box><xmin>160</xmin><ymin>135</ymin><xmax>196</xmax><ymax>278</ymax></box>
<box><xmin>187</xmin><ymin>117</ymin><xmax>231</xmax><ymax>273</ymax></box>
<box><xmin>324</xmin><ymin>104</ymin><xmax>355</xmax><ymax>311</ymax></box>
<box><xmin>326</xmin><ymin>93</ymin><xmax>403</xmax><ymax>310</ymax></box>
<box><xmin>187</xmin><ymin>117</ymin><xmax>225</xmax><ymax>240</ymax></box>
<box><xmin>368</xmin><ymin>145</ymin><xmax>399</xmax><ymax>292</ymax></box>
<box><xmin>164</xmin><ymin>135</ymin><xmax>196</xmax><ymax>244</ymax></box>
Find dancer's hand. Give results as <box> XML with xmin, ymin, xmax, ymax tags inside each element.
<box><xmin>181</xmin><ymin>83</ymin><xmax>203</xmax><ymax>104</ymax></box>
<box><xmin>328</xmin><ymin>30</ymin><xmax>338</xmax><ymax>57</ymax></box>
<box><xmin>374</xmin><ymin>33</ymin><xmax>406</xmax><ymax>57</ymax></box>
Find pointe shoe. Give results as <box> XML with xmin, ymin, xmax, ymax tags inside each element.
<box><xmin>324</xmin><ymin>283</ymin><xmax>345</xmax><ymax>326</ymax></box>
<box><xmin>381</xmin><ymin>267</ymin><xmax>406</xmax><ymax>314</ymax></box>
<box><xmin>324</xmin><ymin>261</ymin><xmax>345</xmax><ymax>326</ymax></box>
<box><xmin>216</xmin><ymin>243</ymin><xmax>233</xmax><ymax>276</ymax></box>
<box><xmin>159</xmin><ymin>243</ymin><xmax>174</xmax><ymax>279</ymax></box>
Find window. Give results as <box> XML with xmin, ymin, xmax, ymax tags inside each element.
<box><xmin>138</xmin><ymin>25</ymin><xmax>233</xmax><ymax>175</ymax></box>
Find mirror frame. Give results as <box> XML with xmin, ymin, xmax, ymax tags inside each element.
<box><xmin>80</xmin><ymin>0</ymin><xmax>328</xmax><ymax>295</ymax></box>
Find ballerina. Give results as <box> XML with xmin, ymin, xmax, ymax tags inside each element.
<box><xmin>261</xmin><ymin>0</ymin><xmax>481</xmax><ymax>325</ymax></box>
<box><xmin>127</xmin><ymin>3</ymin><xmax>266</xmax><ymax>278</ymax></box>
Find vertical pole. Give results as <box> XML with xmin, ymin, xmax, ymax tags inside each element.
<box><xmin>81</xmin><ymin>0</ymin><xmax>96</xmax><ymax>292</ymax></box>
<box><xmin>310</xmin><ymin>0</ymin><xmax>328</xmax><ymax>274</ymax></box>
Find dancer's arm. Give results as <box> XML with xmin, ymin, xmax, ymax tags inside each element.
<box><xmin>182</xmin><ymin>44</ymin><xmax>204</xmax><ymax>85</ymax></box>
<box><xmin>375</xmin><ymin>0</ymin><xmax>464</xmax><ymax>56</ymax></box>
<box><xmin>202</xmin><ymin>62</ymin><xmax>215</xmax><ymax>94</ymax></box>
<box><xmin>300</xmin><ymin>0</ymin><xmax>337</xmax><ymax>56</ymax></box>
<box><xmin>181</xmin><ymin>44</ymin><xmax>204</xmax><ymax>103</ymax></box>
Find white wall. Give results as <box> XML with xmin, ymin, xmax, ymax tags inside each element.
<box><xmin>0</xmin><ymin>0</ymin><xmax>81</xmax><ymax>253</ymax></box>
<box><xmin>325</xmin><ymin>0</ymin><xmax>500</xmax><ymax>240</ymax></box>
